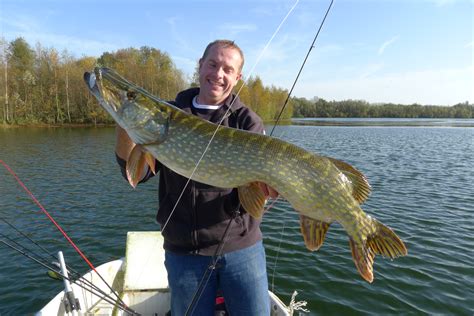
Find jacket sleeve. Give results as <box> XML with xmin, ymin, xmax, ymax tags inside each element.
<box><xmin>237</xmin><ymin>107</ymin><xmax>265</xmax><ymax>134</ymax></box>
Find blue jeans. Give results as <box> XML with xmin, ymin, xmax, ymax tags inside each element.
<box><xmin>164</xmin><ymin>241</ymin><xmax>270</xmax><ymax>316</ymax></box>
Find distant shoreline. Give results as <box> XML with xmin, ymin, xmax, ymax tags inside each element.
<box><xmin>0</xmin><ymin>123</ymin><xmax>115</xmax><ymax>128</ymax></box>
<box><xmin>2</xmin><ymin>118</ymin><xmax>474</xmax><ymax>129</ymax></box>
<box><xmin>291</xmin><ymin>118</ymin><xmax>474</xmax><ymax>127</ymax></box>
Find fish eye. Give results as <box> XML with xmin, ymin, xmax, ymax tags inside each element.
<box><xmin>87</xmin><ymin>73</ymin><xmax>96</xmax><ymax>89</ymax></box>
<box><xmin>127</xmin><ymin>91</ymin><xmax>137</xmax><ymax>100</ymax></box>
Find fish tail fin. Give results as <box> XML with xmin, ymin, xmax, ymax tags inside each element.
<box><xmin>349</xmin><ymin>237</ymin><xmax>376</xmax><ymax>283</ymax></box>
<box><xmin>349</xmin><ymin>219</ymin><xmax>407</xmax><ymax>283</ymax></box>
<box><xmin>126</xmin><ymin>145</ymin><xmax>156</xmax><ymax>188</ymax></box>
<box><xmin>367</xmin><ymin>219</ymin><xmax>408</xmax><ymax>259</ymax></box>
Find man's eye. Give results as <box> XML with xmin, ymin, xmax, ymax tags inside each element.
<box><xmin>127</xmin><ymin>91</ymin><xmax>137</xmax><ymax>100</ymax></box>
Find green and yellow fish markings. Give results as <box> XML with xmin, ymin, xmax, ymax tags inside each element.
<box><xmin>85</xmin><ymin>67</ymin><xmax>407</xmax><ymax>283</ymax></box>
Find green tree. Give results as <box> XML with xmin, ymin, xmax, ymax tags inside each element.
<box><xmin>8</xmin><ymin>37</ymin><xmax>35</xmax><ymax>123</ymax></box>
<box><xmin>0</xmin><ymin>37</ymin><xmax>10</xmax><ymax>123</ymax></box>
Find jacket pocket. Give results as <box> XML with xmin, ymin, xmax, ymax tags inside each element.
<box><xmin>156</xmin><ymin>193</ymin><xmax>195</xmax><ymax>249</ymax></box>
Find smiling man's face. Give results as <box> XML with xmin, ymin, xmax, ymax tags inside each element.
<box><xmin>197</xmin><ymin>45</ymin><xmax>243</xmax><ymax>105</ymax></box>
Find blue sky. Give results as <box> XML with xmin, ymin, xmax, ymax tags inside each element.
<box><xmin>1</xmin><ymin>0</ymin><xmax>472</xmax><ymax>105</ymax></box>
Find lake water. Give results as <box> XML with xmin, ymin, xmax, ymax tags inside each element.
<box><xmin>0</xmin><ymin>121</ymin><xmax>473</xmax><ymax>315</ymax></box>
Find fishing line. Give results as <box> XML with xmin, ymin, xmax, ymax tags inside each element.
<box><xmin>270</xmin><ymin>0</ymin><xmax>334</xmax><ymax>136</ymax></box>
<box><xmin>0</xmin><ymin>216</ymin><xmax>116</xmax><ymax>306</ymax></box>
<box><xmin>265</xmin><ymin>0</ymin><xmax>334</xmax><ymax>293</ymax></box>
<box><xmin>270</xmin><ymin>221</ymin><xmax>286</xmax><ymax>293</ymax></box>
<box><xmin>0</xmin><ymin>238</ymin><xmax>136</xmax><ymax>314</ymax></box>
<box><xmin>0</xmin><ymin>232</ymin><xmax>54</xmax><ymax>271</ymax></box>
<box><xmin>0</xmin><ymin>160</ymin><xmax>134</xmax><ymax>313</ymax></box>
<box><xmin>161</xmin><ymin>0</ymin><xmax>300</xmax><ymax>233</ymax></box>
<box><xmin>159</xmin><ymin>2</ymin><xmax>301</xmax><ymax>313</ymax></box>
<box><xmin>184</xmin><ymin>210</ymin><xmax>239</xmax><ymax>316</ymax></box>
<box><xmin>1</xmin><ymin>216</ymin><xmax>57</xmax><ymax>258</ymax></box>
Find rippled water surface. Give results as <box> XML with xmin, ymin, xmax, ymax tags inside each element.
<box><xmin>1</xmin><ymin>124</ymin><xmax>473</xmax><ymax>315</ymax></box>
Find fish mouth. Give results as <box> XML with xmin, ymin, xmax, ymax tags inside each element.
<box><xmin>83</xmin><ymin>69</ymin><xmax>120</xmax><ymax>113</ymax></box>
<box><xmin>84</xmin><ymin>67</ymin><xmax>172</xmax><ymax>145</ymax></box>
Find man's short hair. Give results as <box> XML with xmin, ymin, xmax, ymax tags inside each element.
<box><xmin>201</xmin><ymin>40</ymin><xmax>244</xmax><ymax>72</ymax></box>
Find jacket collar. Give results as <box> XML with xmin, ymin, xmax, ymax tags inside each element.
<box><xmin>175</xmin><ymin>87</ymin><xmax>244</xmax><ymax>115</ymax></box>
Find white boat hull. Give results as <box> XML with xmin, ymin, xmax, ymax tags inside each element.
<box><xmin>37</xmin><ymin>232</ymin><xmax>290</xmax><ymax>315</ymax></box>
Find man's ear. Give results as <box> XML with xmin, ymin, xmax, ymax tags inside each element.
<box><xmin>236</xmin><ymin>72</ymin><xmax>242</xmax><ymax>81</ymax></box>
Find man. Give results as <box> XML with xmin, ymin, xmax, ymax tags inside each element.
<box><xmin>116</xmin><ymin>40</ymin><xmax>276</xmax><ymax>315</ymax></box>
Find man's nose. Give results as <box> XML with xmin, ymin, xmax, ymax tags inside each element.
<box><xmin>214</xmin><ymin>67</ymin><xmax>224</xmax><ymax>78</ymax></box>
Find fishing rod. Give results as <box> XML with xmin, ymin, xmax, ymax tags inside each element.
<box><xmin>0</xmin><ymin>159</ymin><xmax>134</xmax><ymax>313</ymax></box>
<box><xmin>265</xmin><ymin>0</ymin><xmax>334</xmax><ymax>296</ymax></box>
<box><xmin>0</xmin><ymin>217</ymin><xmax>129</xmax><ymax>311</ymax></box>
<box><xmin>184</xmin><ymin>210</ymin><xmax>240</xmax><ymax>316</ymax></box>
<box><xmin>0</xmin><ymin>231</ymin><xmax>109</xmax><ymax>304</ymax></box>
<box><xmin>173</xmin><ymin>3</ymin><xmax>303</xmax><ymax>314</ymax></box>
<box><xmin>160</xmin><ymin>0</ymin><xmax>300</xmax><ymax>234</ymax></box>
<box><xmin>270</xmin><ymin>0</ymin><xmax>334</xmax><ymax>136</ymax></box>
<box><xmin>179</xmin><ymin>1</ymin><xmax>335</xmax><ymax>313</ymax></box>
<box><xmin>0</xmin><ymin>237</ymin><xmax>137</xmax><ymax>314</ymax></box>
<box><xmin>1</xmin><ymin>216</ymin><xmax>66</xmax><ymax>266</ymax></box>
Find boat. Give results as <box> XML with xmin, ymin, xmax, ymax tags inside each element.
<box><xmin>37</xmin><ymin>231</ymin><xmax>292</xmax><ymax>315</ymax></box>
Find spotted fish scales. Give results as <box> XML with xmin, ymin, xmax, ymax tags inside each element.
<box><xmin>84</xmin><ymin>67</ymin><xmax>407</xmax><ymax>282</ymax></box>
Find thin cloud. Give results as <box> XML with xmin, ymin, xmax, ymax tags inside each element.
<box><xmin>245</xmin><ymin>33</ymin><xmax>303</xmax><ymax>76</ymax></box>
<box><xmin>317</xmin><ymin>44</ymin><xmax>344</xmax><ymax>55</ymax></box>
<box><xmin>1</xmin><ymin>11</ymin><xmax>119</xmax><ymax>57</ymax></box>
<box><xmin>294</xmin><ymin>65</ymin><xmax>473</xmax><ymax>105</ymax></box>
<box><xmin>166</xmin><ymin>16</ymin><xmax>194</xmax><ymax>53</ymax></box>
<box><xmin>378</xmin><ymin>36</ymin><xmax>399</xmax><ymax>55</ymax></box>
<box><xmin>172</xmin><ymin>55</ymin><xmax>198</xmax><ymax>80</ymax></box>
<box><xmin>5</xmin><ymin>28</ymin><xmax>120</xmax><ymax>57</ymax></box>
<box><xmin>359</xmin><ymin>63</ymin><xmax>385</xmax><ymax>79</ymax></box>
<box><xmin>0</xmin><ymin>14</ymin><xmax>41</xmax><ymax>34</ymax></box>
<box><xmin>219</xmin><ymin>23</ymin><xmax>257</xmax><ymax>38</ymax></box>
<box><xmin>431</xmin><ymin>0</ymin><xmax>457</xmax><ymax>7</ymax></box>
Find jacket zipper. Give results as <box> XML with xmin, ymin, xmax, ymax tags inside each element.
<box><xmin>191</xmin><ymin>180</ymin><xmax>199</xmax><ymax>253</ymax></box>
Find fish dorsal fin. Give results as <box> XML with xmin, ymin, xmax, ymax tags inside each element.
<box><xmin>299</xmin><ymin>215</ymin><xmax>331</xmax><ymax>251</ymax></box>
<box><xmin>126</xmin><ymin>145</ymin><xmax>155</xmax><ymax>188</ymax></box>
<box><xmin>326</xmin><ymin>157</ymin><xmax>371</xmax><ymax>204</ymax></box>
<box><xmin>238</xmin><ymin>182</ymin><xmax>266</xmax><ymax>218</ymax></box>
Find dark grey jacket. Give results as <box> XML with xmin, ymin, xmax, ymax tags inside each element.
<box><xmin>117</xmin><ymin>87</ymin><xmax>265</xmax><ymax>255</ymax></box>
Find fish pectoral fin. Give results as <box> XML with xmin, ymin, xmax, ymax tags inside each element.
<box><xmin>144</xmin><ymin>152</ymin><xmax>157</xmax><ymax>174</ymax></box>
<box><xmin>349</xmin><ymin>238</ymin><xmax>375</xmax><ymax>283</ymax></box>
<box><xmin>299</xmin><ymin>215</ymin><xmax>331</xmax><ymax>251</ymax></box>
<box><xmin>238</xmin><ymin>182</ymin><xmax>266</xmax><ymax>218</ymax></box>
<box><xmin>126</xmin><ymin>145</ymin><xmax>151</xmax><ymax>188</ymax></box>
<box><xmin>326</xmin><ymin>157</ymin><xmax>371</xmax><ymax>204</ymax></box>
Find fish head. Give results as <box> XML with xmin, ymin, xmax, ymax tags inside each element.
<box><xmin>84</xmin><ymin>67</ymin><xmax>170</xmax><ymax>145</ymax></box>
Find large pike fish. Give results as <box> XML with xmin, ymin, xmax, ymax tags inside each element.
<box><xmin>84</xmin><ymin>67</ymin><xmax>407</xmax><ymax>283</ymax></box>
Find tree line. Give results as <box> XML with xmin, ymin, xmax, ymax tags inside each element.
<box><xmin>0</xmin><ymin>37</ymin><xmax>188</xmax><ymax>125</ymax></box>
<box><xmin>292</xmin><ymin>98</ymin><xmax>473</xmax><ymax>119</ymax></box>
<box><xmin>0</xmin><ymin>37</ymin><xmax>295</xmax><ymax>125</ymax></box>
<box><xmin>0</xmin><ymin>37</ymin><xmax>471</xmax><ymax>126</ymax></box>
